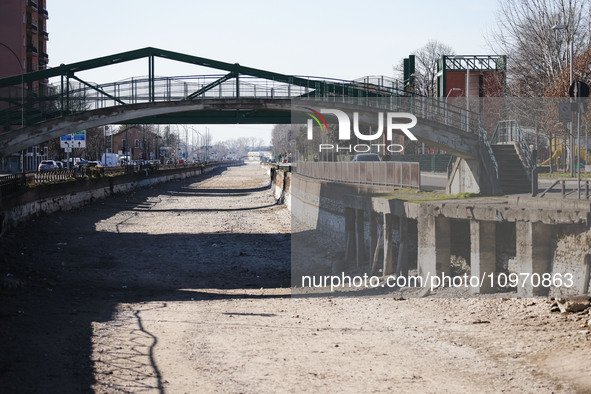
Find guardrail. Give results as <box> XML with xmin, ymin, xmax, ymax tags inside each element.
<box><xmin>295</xmin><ymin>161</ymin><xmax>420</xmax><ymax>188</ymax></box>
<box><xmin>539</xmin><ymin>178</ymin><xmax>591</xmax><ymax>198</ymax></box>
<box><xmin>1</xmin><ymin>161</ymin><xmax>238</xmax><ymax>202</ymax></box>
<box><xmin>0</xmin><ymin>173</ymin><xmax>27</xmax><ymax>199</ymax></box>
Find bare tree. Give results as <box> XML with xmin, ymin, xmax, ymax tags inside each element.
<box><xmin>271</xmin><ymin>124</ymin><xmax>291</xmax><ymax>156</ymax></box>
<box><xmin>159</xmin><ymin>125</ymin><xmax>178</xmax><ymax>148</ymax></box>
<box><xmin>486</xmin><ymin>0</ymin><xmax>591</xmax><ymax>96</ymax></box>
<box><xmin>394</xmin><ymin>40</ymin><xmax>454</xmax><ymax>96</ymax></box>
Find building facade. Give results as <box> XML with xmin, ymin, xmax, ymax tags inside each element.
<box><xmin>0</xmin><ymin>0</ymin><xmax>49</xmax><ymax>171</ymax></box>
<box><xmin>0</xmin><ymin>0</ymin><xmax>49</xmax><ymax>90</ymax></box>
<box><xmin>437</xmin><ymin>55</ymin><xmax>507</xmax><ymax>133</ymax></box>
<box><xmin>111</xmin><ymin>126</ymin><xmax>162</xmax><ymax>162</ymax></box>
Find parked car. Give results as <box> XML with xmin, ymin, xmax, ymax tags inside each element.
<box><xmin>38</xmin><ymin>160</ymin><xmax>60</xmax><ymax>171</ymax></box>
<box><xmin>351</xmin><ymin>153</ymin><xmax>381</xmax><ymax>162</ymax></box>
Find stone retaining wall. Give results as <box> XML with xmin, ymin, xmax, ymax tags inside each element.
<box><xmin>0</xmin><ymin>164</ymin><xmax>223</xmax><ymax>236</ymax></box>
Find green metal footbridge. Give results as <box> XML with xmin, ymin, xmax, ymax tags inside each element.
<box><xmin>0</xmin><ymin>47</ymin><xmax>506</xmax><ymax>194</ymax></box>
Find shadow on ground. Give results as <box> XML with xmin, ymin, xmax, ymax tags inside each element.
<box><xmin>0</xmin><ymin>168</ymin><xmax>290</xmax><ymax>393</ymax></box>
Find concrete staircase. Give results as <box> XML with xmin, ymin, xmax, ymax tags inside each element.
<box><xmin>491</xmin><ymin>143</ymin><xmax>531</xmax><ymax>194</ymax></box>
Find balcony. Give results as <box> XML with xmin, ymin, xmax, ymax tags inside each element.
<box><xmin>27</xmin><ymin>0</ymin><xmax>38</xmax><ymax>10</ymax></box>
<box><xmin>26</xmin><ymin>45</ymin><xmax>38</xmax><ymax>54</ymax></box>
<box><xmin>40</xmin><ymin>30</ymin><xmax>49</xmax><ymax>39</ymax></box>
<box><xmin>40</xmin><ymin>9</ymin><xmax>49</xmax><ymax>18</ymax></box>
<box><xmin>27</xmin><ymin>23</ymin><xmax>38</xmax><ymax>33</ymax></box>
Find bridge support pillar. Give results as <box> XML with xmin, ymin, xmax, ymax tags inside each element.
<box><xmin>514</xmin><ymin>221</ymin><xmax>553</xmax><ymax>297</ymax></box>
<box><xmin>382</xmin><ymin>214</ymin><xmax>394</xmax><ymax>275</ymax></box>
<box><xmin>447</xmin><ymin>158</ymin><xmax>481</xmax><ymax>194</ymax></box>
<box><xmin>396</xmin><ymin>216</ymin><xmax>409</xmax><ymax>278</ymax></box>
<box><xmin>355</xmin><ymin>209</ymin><xmax>365</xmax><ymax>269</ymax></box>
<box><xmin>417</xmin><ymin>212</ymin><xmax>451</xmax><ymax>283</ymax></box>
<box><xmin>470</xmin><ymin>220</ymin><xmax>496</xmax><ymax>294</ymax></box>
<box><xmin>344</xmin><ymin>208</ymin><xmax>356</xmax><ymax>266</ymax></box>
<box><xmin>369</xmin><ymin>211</ymin><xmax>379</xmax><ymax>272</ymax></box>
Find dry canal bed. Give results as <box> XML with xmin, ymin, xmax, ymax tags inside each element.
<box><xmin>0</xmin><ymin>163</ymin><xmax>590</xmax><ymax>393</ymax></box>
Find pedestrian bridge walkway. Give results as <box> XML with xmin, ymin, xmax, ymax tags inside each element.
<box><xmin>0</xmin><ymin>47</ymin><xmax>503</xmax><ymax>194</ymax></box>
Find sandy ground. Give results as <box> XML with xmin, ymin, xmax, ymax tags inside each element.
<box><xmin>1</xmin><ymin>162</ymin><xmax>590</xmax><ymax>393</ymax></box>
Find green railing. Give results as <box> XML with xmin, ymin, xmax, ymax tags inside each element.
<box><xmin>479</xmin><ymin>119</ymin><xmax>499</xmax><ymax>178</ymax></box>
<box><xmin>491</xmin><ymin>120</ymin><xmax>535</xmax><ymax>171</ymax></box>
<box><xmin>0</xmin><ymin>74</ymin><xmax>481</xmax><ymax>137</ymax></box>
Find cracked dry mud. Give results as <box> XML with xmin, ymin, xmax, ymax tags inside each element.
<box><xmin>1</xmin><ymin>162</ymin><xmax>590</xmax><ymax>393</ymax></box>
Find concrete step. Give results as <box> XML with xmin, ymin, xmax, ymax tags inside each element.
<box><xmin>492</xmin><ymin>144</ymin><xmax>531</xmax><ymax>194</ymax></box>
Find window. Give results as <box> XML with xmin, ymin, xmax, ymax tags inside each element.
<box><xmin>135</xmin><ymin>139</ymin><xmax>140</xmax><ymax>148</ymax></box>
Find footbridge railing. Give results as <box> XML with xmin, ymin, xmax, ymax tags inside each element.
<box><xmin>0</xmin><ymin>48</ymin><xmax>480</xmax><ymax>136</ymax></box>
<box><xmin>491</xmin><ymin>120</ymin><xmax>535</xmax><ymax>171</ymax></box>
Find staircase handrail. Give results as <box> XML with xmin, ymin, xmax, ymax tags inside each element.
<box><xmin>491</xmin><ymin>120</ymin><xmax>535</xmax><ymax>171</ymax></box>
<box><xmin>478</xmin><ymin>119</ymin><xmax>499</xmax><ymax>179</ymax></box>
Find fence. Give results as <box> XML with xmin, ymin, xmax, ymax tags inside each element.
<box><xmin>0</xmin><ymin>173</ymin><xmax>27</xmax><ymax>199</ymax></box>
<box><xmin>295</xmin><ymin>161</ymin><xmax>420</xmax><ymax>188</ymax></box>
<box><xmin>30</xmin><ymin>162</ymin><xmax>215</xmax><ymax>184</ymax></box>
<box><xmin>1</xmin><ymin>161</ymin><xmax>233</xmax><ymax>202</ymax></box>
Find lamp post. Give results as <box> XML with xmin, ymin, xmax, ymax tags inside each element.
<box><xmin>446</xmin><ymin>87</ymin><xmax>461</xmax><ymax>99</ymax></box>
<box><xmin>204</xmin><ymin>127</ymin><xmax>210</xmax><ymax>163</ymax></box>
<box><xmin>192</xmin><ymin>128</ymin><xmax>202</xmax><ymax>162</ymax></box>
<box><xmin>0</xmin><ymin>42</ymin><xmax>25</xmax><ymax>172</ymax></box>
<box><xmin>552</xmin><ymin>23</ymin><xmax>574</xmax><ymax>177</ymax></box>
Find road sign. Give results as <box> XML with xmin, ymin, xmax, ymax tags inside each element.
<box><xmin>60</xmin><ymin>134</ymin><xmax>73</xmax><ymax>148</ymax></box>
<box><xmin>73</xmin><ymin>130</ymin><xmax>86</xmax><ymax>148</ymax></box>
<box><xmin>558</xmin><ymin>103</ymin><xmax>571</xmax><ymax>122</ymax></box>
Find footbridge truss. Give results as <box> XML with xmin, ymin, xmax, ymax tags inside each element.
<box><xmin>0</xmin><ymin>47</ymin><xmax>500</xmax><ymax>194</ymax></box>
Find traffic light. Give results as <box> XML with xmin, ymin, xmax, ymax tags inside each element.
<box><xmin>39</xmin><ymin>146</ymin><xmax>44</xmax><ymax>155</ymax></box>
<box><xmin>122</xmin><ymin>146</ymin><xmax>126</xmax><ymax>154</ymax></box>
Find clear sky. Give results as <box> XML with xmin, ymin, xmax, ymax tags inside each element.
<box><xmin>46</xmin><ymin>0</ymin><xmax>500</xmax><ymax>144</ymax></box>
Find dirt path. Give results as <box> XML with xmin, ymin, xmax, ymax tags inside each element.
<box><xmin>1</xmin><ymin>162</ymin><xmax>590</xmax><ymax>393</ymax></box>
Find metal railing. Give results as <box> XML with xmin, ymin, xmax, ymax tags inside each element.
<box><xmin>0</xmin><ymin>161</ymin><xmax>235</xmax><ymax>203</ymax></box>
<box><xmin>491</xmin><ymin>120</ymin><xmax>535</xmax><ymax>171</ymax></box>
<box><xmin>478</xmin><ymin>119</ymin><xmax>499</xmax><ymax>178</ymax></box>
<box><xmin>1</xmin><ymin>74</ymin><xmax>481</xmax><ymax>137</ymax></box>
<box><xmin>30</xmin><ymin>161</ymin><xmax>216</xmax><ymax>184</ymax></box>
<box><xmin>0</xmin><ymin>173</ymin><xmax>27</xmax><ymax>198</ymax></box>
<box><xmin>295</xmin><ymin>161</ymin><xmax>420</xmax><ymax>188</ymax></box>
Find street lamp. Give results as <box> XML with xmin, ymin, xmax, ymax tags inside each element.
<box><xmin>446</xmin><ymin>87</ymin><xmax>462</xmax><ymax>99</ymax></box>
<box><xmin>0</xmin><ymin>42</ymin><xmax>25</xmax><ymax>172</ymax></box>
<box><xmin>445</xmin><ymin>88</ymin><xmax>462</xmax><ymax>126</ymax></box>
<box><xmin>552</xmin><ymin>23</ymin><xmax>575</xmax><ymax>177</ymax></box>
<box><xmin>193</xmin><ymin>128</ymin><xmax>203</xmax><ymax>162</ymax></box>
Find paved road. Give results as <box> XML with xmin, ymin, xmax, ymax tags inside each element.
<box><xmin>420</xmin><ymin>171</ymin><xmax>448</xmax><ymax>190</ymax></box>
